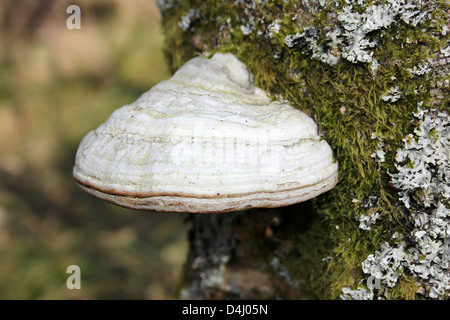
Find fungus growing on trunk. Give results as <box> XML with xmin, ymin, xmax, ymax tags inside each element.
<box><xmin>73</xmin><ymin>53</ymin><xmax>338</xmax><ymax>213</ymax></box>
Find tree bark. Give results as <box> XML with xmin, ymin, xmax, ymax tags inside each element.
<box><xmin>158</xmin><ymin>0</ymin><xmax>449</xmax><ymax>299</ymax></box>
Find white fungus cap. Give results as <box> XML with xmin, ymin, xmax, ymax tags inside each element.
<box><xmin>73</xmin><ymin>53</ymin><xmax>338</xmax><ymax>213</ymax></box>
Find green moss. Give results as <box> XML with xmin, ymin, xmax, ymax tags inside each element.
<box><xmin>159</xmin><ymin>0</ymin><xmax>449</xmax><ymax>299</ymax></box>
<box><xmin>387</xmin><ymin>275</ymin><xmax>418</xmax><ymax>300</ymax></box>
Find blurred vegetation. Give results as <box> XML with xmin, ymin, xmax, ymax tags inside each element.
<box><xmin>0</xmin><ymin>0</ymin><xmax>189</xmax><ymax>299</ymax></box>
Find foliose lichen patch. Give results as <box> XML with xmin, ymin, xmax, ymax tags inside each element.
<box><xmin>342</xmin><ymin>108</ymin><xmax>449</xmax><ymax>299</ymax></box>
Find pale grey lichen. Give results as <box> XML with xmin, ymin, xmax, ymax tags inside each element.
<box><xmin>156</xmin><ymin>0</ymin><xmax>176</xmax><ymax>12</ymax></box>
<box><xmin>230</xmin><ymin>0</ymin><xmax>270</xmax><ymax>36</ymax></box>
<box><xmin>279</xmin><ymin>0</ymin><xmax>432</xmax><ymax>66</ymax></box>
<box><xmin>284</xmin><ymin>27</ymin><xmax>340</xmax><ymax>65</ymax></box>
<box><xmin>240</xmin><ymin>24</ymin><xmax>253</xmax><ymax>35</ymax></box>
<box><xmin>357</xmin><ymin>195</ymin><xmax>382</xmax><ymax>230</ymax></box>
<box><xmin>337</xmin><ymin>3</ymin><xmax>387</xmax><ymax>63</ymax></box>
<box><xmin>441</xmin><ymin>45</ymin><xmax>450</xmax><ymax>58</ymax></box>
<box><xmin>284</xmin><ymin>32</ymin><xmax>304</xmax><ymax>48</ymax></box>
<box><xmin>337</xmin><ymin>0</ymin><xmax>428</xmax><ymax>63</ymax></box>
<box><xmin>371</xmin><ymin>134</ymin><xmax>386</xmax><ymax>162</ymax></box>
<box><xmin>342</xmin><ymin>108</ymin><xmax>450</xmax><ymax>300</ymax></box>
<box><xmin>178</xmin><ymin>9</ymin><xmax>200</xmax><ymax>32</ymax></box>
<box><xmin>370</xmin><ymin>59</ymin><xmax>380</xmax><ymax>76</ymax></box>
<box><xmin>362</xmin><ymin>242</ymin><xmax>406</xmax><ymax>288</ymax></box>
<box><xmin>341</xmin><ymin>286</ymin><xmax>374</xmax><ymax>300</ymax></box>
<box><xmin>408</xmin><ymin>60</ymin><xmax>432</xmax><ymax>77</ymax></box>
<box><xmin>358</xmin><ymin>212</ymin><xmax>380</xmax><ymax>230</ymax></box>
<box><xmin>381</xmin><ymin>86</ymin><xmax>402</xmax><ymax>103</ymax></box>
<box><xmin>267</xmin><ymin>19</ymin><xmax>281</xmax><ymax>38</ymax></box>
<box><xmin>391</xmin><ymin>108</ymin><xmax>449</xmax><ymax>209</ymax></box>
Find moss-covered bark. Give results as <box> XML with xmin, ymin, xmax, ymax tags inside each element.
<box><xmin>158</xmin><ymin>0</ymin><xmax>449</xmax><ymax>299</ymax></box>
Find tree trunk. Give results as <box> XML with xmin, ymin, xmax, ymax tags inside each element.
<box><xmin>157</xmin><ymin>0</ymin><xmax>449</xmax><ymax>299</ymax></box>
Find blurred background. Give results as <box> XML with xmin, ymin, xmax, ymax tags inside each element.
<box><xmin>0</xmin><ymin>0</ymin><xmax>190</xmax><ymax>299</ymax></box>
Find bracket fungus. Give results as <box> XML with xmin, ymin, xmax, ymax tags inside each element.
<box><xmin>73</xmin><ymin>53</ymin><xmax>338</xmax><ymax>213</ymax></box>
